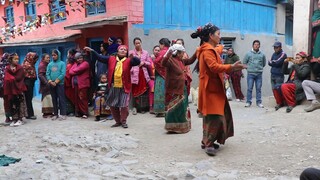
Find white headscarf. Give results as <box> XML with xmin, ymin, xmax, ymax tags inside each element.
<box><xmin>164</xmin><ymin>44</ymin><xmax>185</xmax><ymax>57</ymax></box>
<box><xmin>170</xmin><ymin>44</ymin><xmax>185</xmax><ymax>55</ymax></box>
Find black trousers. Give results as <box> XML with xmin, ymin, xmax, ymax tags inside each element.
<box><xmin>24</xmin><ymin>78</ymin><xmax>36</xmax><ymax>117</ymax></box>
<box><xmin>300</xmin><ymin>168</ymin><xmax>320</xmax><ymax>180</ymax></box>
<box><xmin>50</xmin><ymin>84</ymin><xmax>67</xmax><ymax>116</ymax></box>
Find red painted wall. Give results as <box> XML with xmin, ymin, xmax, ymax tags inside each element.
<box><xmin>0</xmin><ymin>0</ymin><xmax>143</xmax><ymax>46</ymax></box>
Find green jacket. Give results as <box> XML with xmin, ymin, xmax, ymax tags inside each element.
<box><xmin>243</xmin><ymin>50</ymin><xmax>266</xmax><ymax>74</ymax></box>
<box><xmin>225</xmin><ymin>53</ymin><xmax>239</xmax><ymax>64</ymax></box>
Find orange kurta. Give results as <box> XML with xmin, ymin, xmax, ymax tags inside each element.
<box><xmin>197</xmin><ymin>43</ymin><xmax>232</xmax><ymax>116</ymax></box>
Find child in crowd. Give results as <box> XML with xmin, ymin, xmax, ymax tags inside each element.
<box><xmin>38</xmin><ymin>53</ymin><xmax>54</xmax><ymax>118</ymax></box>
<box><xmin>46</xmin><ymin>49</ymin><xmax>67</xmax><ymax>120</ymax></box>
<box><xmin>4</xmin><ymin>53</ymin><xmax>27</xmax><ymax>126</ymax></box>
<box><xmin>93</xmin><ymin>74</ymin><xmax>112</xmax><ymax>121</ymax></box>
<box><xmin>116</xmin><ymin>37</ymin><xmax>123</xmax><ymax>45</ymax></box>
<box><xmin>69</xmin><ymin>52</ymin><xmax>90</xmax><ymax>119</ymax></box>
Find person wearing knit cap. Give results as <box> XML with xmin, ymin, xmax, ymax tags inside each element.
<box><xmin>69</xmin><ymin>52</ymin><xmax>90</xmax><ymax>119</ymax></box>
<box><xmin>268</xmin><ymin>41</ymin><xmax>287</xmax><ymax>111</ymax></box>
<box><xmin>273</xmin><ymin>51</ymin><xmax>311</xmax><ymax>113</ymax></box>
<box><xmin>84</xmin><ymin>44</ymin><xmax>141</xmax><ymax>128</ymax></box>
<box><xmin>162</xmin><ymin>44</ymin><xmax>197</xmax><ymax>134</ymax></box>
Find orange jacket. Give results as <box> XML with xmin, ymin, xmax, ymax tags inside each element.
<box><xmin>197</xmin><ymin>43</ymin><xmax>231</xmax><ymax>116</ymax></box>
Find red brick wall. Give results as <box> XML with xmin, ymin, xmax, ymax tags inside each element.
<box><xmin>106</xmin><ymin>0</ymin><xmax>143</xmax><ymax>26</ymax></box>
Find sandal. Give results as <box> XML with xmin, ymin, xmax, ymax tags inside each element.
<box><xmin>82</xmin><ymin>115</ymin><xmax>88</xmax><ymax>119</ymax></box>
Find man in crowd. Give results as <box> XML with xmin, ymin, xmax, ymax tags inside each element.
<box><xmin>243</xmin><ymin>40</ymin><xmax>266</xmax><ymax>108</ymax></box>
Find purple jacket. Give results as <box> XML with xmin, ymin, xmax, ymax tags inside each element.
<box><xmin>129</xmin><ymin>49</ymin><xmax>152</xmax><ymax>84</ymax></box>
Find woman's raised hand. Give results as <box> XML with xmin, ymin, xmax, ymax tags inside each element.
<box><xmin>83</xmin><ymin>47</ymin><xmax>93</xmax><ymax>52</ymax></box>
<box><xmin>139</xmin><ymin>61</ymin><xmax>145</xmax><ymax>67</ymax></box>
<box><xmin>231</xmin><ymin>61</ymin><xmax>247</xmax><ymax>71</ymax></box>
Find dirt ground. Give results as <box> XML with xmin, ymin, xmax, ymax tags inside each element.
<box><xmin>0</xmin><ymin>97</ymin><xmax>319</xmax><ymax>179</ymax></box>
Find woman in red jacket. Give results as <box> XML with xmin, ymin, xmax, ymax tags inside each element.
<box><xmin>4</xmin><ymin>53</ymin><xmax>27</xmax><ymax>126</ymax></box>
<box><xmin>69</xmin><ymin>52</ymin><xmax>90</xmax><ymax>119</ymax></box>
<box><xmin>153</xmin><ymin>38</ymin><xmax>171</xmax><ymax>117</ymax></box>
<box><xmin>64</xmin><ymin>48</ymin><xmax>77</xmax><ymax>116</ymax></box>
<box><xmin>84</xmin><ymin>45</ymin><xmax>141</xmax><ymax>128</ymax></box>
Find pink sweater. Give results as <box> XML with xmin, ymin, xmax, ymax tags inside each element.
<box><xmin>69</xmin><ymin>61</ymin><xmax>90</xmax><ymax>89</ymax></box>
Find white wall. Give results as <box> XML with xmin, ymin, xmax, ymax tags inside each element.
<box><xmin>293</xmin><ymin>0</ymin><xmax>312</xmax><ymax>54</ymax></box>
<box><xmin>276</xmin><ymin>4</ymin><xmax>286</xmax><ymax>35</ymax></box>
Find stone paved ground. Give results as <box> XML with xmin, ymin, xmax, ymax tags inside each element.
<box><xmin>0</xmin><ymin>97</ymin><xmax>319</xmax><ymax>180</ymax></box>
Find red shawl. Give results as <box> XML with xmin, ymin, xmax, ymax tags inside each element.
<box><xmin>22</xmin><ymin>52</ymin><xmax>38</xmax><ymax>79</ymax></box>
<box><xmin>154</xmin><ymin>47</ymin><xmax>169</xmax><ymax>79</ymax></box>
<box><xmin>4</xmin><ymin>64</ymin><xmax>27</xmax><ymax>95</ymax></box>
<box><xmin>38</xmin><ymin>60</ymin><xmax>50</xmax><ymax>95</ymax></box>
<box><xmin>64</xmin><ymin>62</ymin><xmax>75</xmax><ymax>104</ymax></box>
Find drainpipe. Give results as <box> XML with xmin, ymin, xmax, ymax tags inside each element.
<box><xmin>240</xmin><ymin>0</ymin><xmax>244</xmax><ymax>40</ymax></box>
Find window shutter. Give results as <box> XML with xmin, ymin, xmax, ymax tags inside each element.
<box><xmin>87</xmin><ymin>0</ymin><xmax>96</xmax><ymax>15</ymax></box>
<box><xmin>97</xmin><ymin>0</ymin><xmax>106</xmax><ymax>14</ymax></box>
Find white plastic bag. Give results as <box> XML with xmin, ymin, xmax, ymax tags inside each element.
<box><xmin>225</xmin><ymin>79</ymin><xmax>233</xmax><ymax>101</ymax></box>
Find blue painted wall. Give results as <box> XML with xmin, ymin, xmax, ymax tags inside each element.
<box><xmin>137</xmin><ymin>0</ymin><xmax>278</xmax><ymax>34</ymax></box>
<box><xmin>4</xmin><ymin>42</ymin><xmax>76</xmax><ymax>98</ymax></box>
<box><xmin>285</xmin><ymin>18</ymin><xmax>293</xmax><ymax>46</ymax></box>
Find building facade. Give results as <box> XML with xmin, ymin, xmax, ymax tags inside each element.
<box><xmin>0</xmin><ymin>0</ymin><xmax>143</xmax><ymax>97</ymax></box>
<box><xmin>129</xmin><ymin>0</ymin><xmax>294</xmax><ymax>97</ymax></box>
<box><xmin>0</xmin><ymin>0</ymin><xmax>297</xmax><ymax>97</ymax></box>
